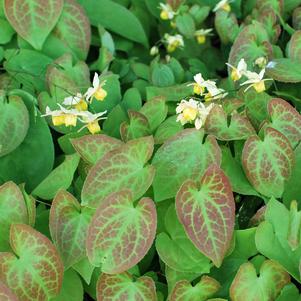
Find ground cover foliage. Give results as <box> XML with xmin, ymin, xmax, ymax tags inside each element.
<box><xmin>1</xmin><ymin>0</ymin><xmax>301</xmax><ymax>300</ymax></box>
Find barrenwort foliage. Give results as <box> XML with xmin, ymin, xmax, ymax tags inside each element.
<box><xmin>1</xmin><ymin>0</ymin><xmax>301</xmax><ymax>300</ymax></box>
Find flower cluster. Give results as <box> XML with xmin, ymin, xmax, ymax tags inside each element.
<box><xmin>227</xmin><ymin>58</ymin><xmax>272</xmax><ymax>93</ymax></box>
<box><xmin>42</xmin><ymin>73</ymin><xmax>108</xmax><ymax>134</ymax></box>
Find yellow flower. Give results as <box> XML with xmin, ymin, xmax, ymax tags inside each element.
<box><xmin>52</xmin><ymin>115</ymin><xmax>66</xmax><ymax>126</ymax></box>
<box><xmin>240</xmin><ymin>69</ymin><xmax>272</xmax><ymax>93</ymax></box>
<box><xmin>213</xmin><ymin>0</ymin><xmax>232</xmax><ymax>12</ymax></box>
<box><xmin>226</xmin><ymin>58</ymin><xmax>248</xmax><ymax>82</ymax></box>
<box><xmin>159</xmin><ymin>3</ymin><xmax>176</xmax><ymax>20</ymax></box>
<box><xmin>78</xmin><ymin>110</ymin><xmax>107</xmax><ymax>135</ymax></box>
<box><xmin>164</xmin><ymin>34</ymin><xmax>184</xmax><ymax>53</ymax></box>
<box><xmin>85</xmin><ymin>73</ymin><xmax>107</xmax><ymax>102</ymax></box>
<box><xmin>254</xmin><ymin>57</ymin><xmax>267</xmax><ymax>69</ymax></box>
<box><xmin>63</xmin><ymin>93</ymin><xmax>88</xmax><ymax>111</ymax></box>
<box><xmin>194</xmin><ymin>29</ymin><xmax>213</xmax><ymax>44</ymax></box>
<box><xmin>87</xmin><ymin>121</ymin><xmax>101</xmax><ymax>134</ymax></box>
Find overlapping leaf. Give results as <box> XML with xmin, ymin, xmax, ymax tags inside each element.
<box><xmin>267</xmin><ymin>98</ymin><xmax>301</xmax><ymax>147</ymax></box>
<box><xmin>0</xmin><ymin>95</ymin><xmax>29</xmax><ymax>157</ymax></box>
<box><xmin>287</xmin><ymin>30</ymin><xmax>301</xmax><ymax>62</ymax></box>
<box><xmin>205</xmin><ymin>105</ymin><xmax>255</xmax><ymax>141</ymax></box>
<box><xmin>81</xmin><ymin>136</ymin><xmax>155</xmax><ymax>208</ymax></box>
<box><xmin>169</xmin><ymin>276</ymin><xmax>220</xmax><ymax>301</ymax></box>
<box><xmin>230</xmin><ymin>260</ymin><xmax>290</xmax><ymax>301</ymax></box>
<box><xmin>0</xmin><ymin>182</ymin><xmax>29</xmax><ymax>251</ymax></box>
<box><xmin>96</xmin><ymin>272</ymin><xmax>157</xmax><ymax>301</ymax></box>
<box><xmin>152</xmin><ymin>129</ymin><xmax>221</xmax><ymax>202</ymax></box>
<box><xmin>176</xmin><ymin>164</ymin><xmax>235</xmax><ymax>267</ymax></box>
<box><xmin>242</xmin><ymin>127</ymin><xmax>294</xmax><ymax>198</ymax></box>
<box><xmin>0</xmin><ymin>224</ymin><xmax>63</xmax><ymax>301</ymax></box>
<box><xmin>72</xmin><ymin>134</ymin><xmax>123</xmax><ymax>165</ymax></box>
<box><xmin>49</xmin><ymin>190</ymin><xmax>94</xmax><ymax>269</ymax></box>
<box><xmin>86</xmin><ymin>190</ymin><xmax>157</xmax><ymax>273</ymax></box>
<box><xmin>4</xmin><ymin>0</ymin><xmax>63</xmax><ymax>50</ymax></box>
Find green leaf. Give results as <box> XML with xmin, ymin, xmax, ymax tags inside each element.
<box><xmin>52</xmin><ymin>0</ymin><xmax>91</xmax><ymax>60</ymax></box>
<box><xmin>152</xmin><ymin>129</ymin><xmax>221</xmax><ymax>202</ymax></box>
<box><xmin>276</xmin><ymin>284</ymin><xmax>301</xmax><ymax>301</ymax></box>
<box><xmin>151</xmin><ymin>64</ymin><xmax>175</xmax><ymax>87</ymax></box>
<box><xmin>72</xmin><ymin>257</ymin><xmax>95</xmax><ymax>285</ymax></box>
<box><xmin>230</xmin><ymin>260</ymin><xmax>290</xmax><ymax>301</ymax></box>
<box><xmin>170</xmin><ymin>276</ymin><xmax>220</xmax><ymax>301</ymax></box>
<box><xmin>287</xmin><ymin>31</ymin><xmax>301</xmax><ymax>63</ymax></box>
<box><xmin>72</xmin><ymin>134</ymin><xmax>123</xmax><ymax>165</ymax></box>
<box><xmin>51</xmin><ymin>269</ymin><xmax>83</xmax><ymax>301</ymax></box>
<box><xmin>96</xmin><ymin>272</ymin><xmax>157</xmax><ymax>301</ymax></box>
<box><xmin>81</xmin><ymin>136</ymin><xmax>155</xmax><ymax>208</ymax></box>
<box><xmin>205</xmin><ymin>105</ymin><xmax>255</xmax><ymax>141</ymax></box>
<box><xmin>0</xmin><ymin>182</ymin><xmax>29</xmax><ymax>251</ymax></box>
<box><xmin>242</xmin><ymin>127</ymin><xmax>294</xmax><ymax>198</ymax></box>
<box><xmin>32</xmin><ymin>153</ymin><xmax>80</xmax><ymax>200</ymax></box>
<box><xmin>266</xmin><ymin>58</ymin><xmax>301</xmax><ymax>83</ymax></box>
<box><xmin>156</xmin><ymin>204</ymin><xmax>211</xmax><ymax>274</ymax></box>
<box><xmin>140</xmin><ymin>98</ymin><xmax>168</xmax><ymax>132</ymax></box>
<box><xmin>175</xmin><ymin>13</ymin><xmax>196</xmax><ymax>38</ymax></box>
<box><xmin>215</xmin><ymin>11</ymin><xmax>239</xmax><ymax>44</ymax></box>
<box><xmin>87</xmin><ymin>190</ymin><xmax>156</xmax><ymax>272</ymax></box>
<box><xmin>78</xmin><ymin>0</ymin><xmax>148</xmax><ymax>47</ymax></box>
<box><xmin>267</xmin><ymin>98</ymin><xmax>301</xmax><ymax>147</ymax></box>
<box><xmin>0</xmin><ymin>17</ymin><xmax>14</xmax><ymax>44</ymax></box>
<box><xmin>121</xmin><ymin>87</ymin><xmax>142</xmax><ymax>111</ymax></box>
<box><xmin>0</xmin><ymin>95</ymin><xmax>29</xmax><ymax>157</ymax></box>
<box><xmin>49</xmin><ymin>190</ymin><xmax>94</xmax><ymax>269</ymax></box>
<box><xmin>4</xmin><ymin>0</ymin><xmax>63</xmax><ymax>50</ymax></box>
<box><xmin>0</xmin><ymin>224</ymin><xmax>63</xmax><ymax>300</ymax></box>
<box><xmin>0</xmin><ymin>281</ymin><xmax>19</xmax><ymax>301</ymax></box>
<box><xmin>120</xmin><ymin>111</ymin><xmax>151</xmax><ymax>142</ymax></box>
<box><xmin>293</xmin><ymin>7</ymin><xmax>301</xmax><ymax>30</ymax></box>
<box><xmin>176</xmin><ymin>164</ymin><xmax>235</xmax><ymax>267</ymax></box>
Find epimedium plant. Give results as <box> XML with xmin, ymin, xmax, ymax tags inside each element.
<box><xmin>1</xmin><ymin>0</ymin><xmax>301</xmax><ymax>300</ymax></box>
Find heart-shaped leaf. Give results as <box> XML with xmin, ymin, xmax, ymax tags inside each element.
<box><xmin>53</xmin><ymin>0</ymin><xmax>91</xmax><ymax>60</ymax></box>
<box><xmin>72</xmin><ymin>134</ymin><xmax>123</xmax><ymax>165</ymax></box>
<box><xmin>156</xmin><ymin>204</ymin><xmax>211</xmax><ymax>274</ymax></box>
<box><xmin>0</xmin><ymin>281</ymin><xmax>18</xmax><ymax>301</ymax></box>
<box><xmin>176</xmin><ymin>164</ymin><xmax>235</xmax><ymax>267</ymax></box>
<box><xmin>0</xmin><ymin>224</ymin><xmax>63</xmax><ymax>300</ymax></box>
<box><xmin>205</xmin><ymin>105</ymin><xmax>255</xmax><ymax>141</ymax></box>
<box><xmin>49</xmin><ymin>190</ymin><xmax>94</xmax><ymax>269</ymax></box>
<box><xmin>86</xmin><ymin>190</ymin><xmax>157</xmax><ymax>273</ymax></box>
<box><xmin>242</xmin><ymin>127</ymin><xmax>294</xmax><ymax>198</ymax></box>
<box><xmin>152</xmin><ymin>129</ymin><xmax>221</xmax><ymax>202</ymax></box>
<box><xmin>96</xmin><ymin>272</ymin><xmax>157</xmax><ymax>301</ymax></box>
<box><xmin>0</xmin><ymin>182</ymin><xmax>29</xmax><ymax>251</ymax></box>
<box><xmin>268</xmin><ymin>98</ymin><xmax>301</xmax><ymax>148</ymax></box>
<box><xmin>0</xmin><ymin>95</ymin><xmax>29</xmax><ymax>157</ymax></box>
<box><xmin>4</xmin><ymin>0</ymin><xmax>63</xmax><ymax>50</ymax></box>
<box><xmin>32</xmin><ymin>153</ymin><xmax>80</xmax><ymax>200</ymax></box>
<box><xmin>169</xmin><ymin>276</ymin><xmax>221</xmax><ymax>301</ymax></box>
<box><xmin>287</xmin><ymin>30</ymin><xmax>301</xmax><ymax>62</ymax></box>
<box><xmin>230</xmin><ymin>260</ymin><xmax>290</xmax><ymax>301</ymax></box>
<box><xmin>81</xmin><ymin>136</ymin><xmax>155</xmax><ymax>208</ymax></box>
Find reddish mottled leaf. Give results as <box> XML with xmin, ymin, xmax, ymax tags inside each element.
<box><xmin>230</xmin><ymin>260</ymin><xmax>290</xmax><ymax>301</ymax></box>
<box><xmin>81</xmin><ymin>136</ymin><xmax>155</xmax><ymax>208</ymax></box>
<box><xmin>287</xmin><ymin>30</ymin><xmax>301</xmax><ymax>62</ymax></box>
<box><xmin>293</xmin><ymin>7</ymin><xmax>301</xmax><ymax>30</ymax></box>
<box><xmin>120</xmin><ymin>110</ymin><xmax>151</xmax><ymax>142</ymax></box>
<box><xmin>4</xmin><ymin>0</ymin><xmax>63</xmax><ymax>50</ymax></box>
<box><xmin>0</xmin><ymin>224</ymin><xmax>63</xmax><ymax>301</ymax></box>
<box><xmin>49</xmin><ymin>190</ymin><xmax>94</xmax><ymax>269</ymax></box>
<box><xmin>86</xmin><ymin>190</ymin><xmax>157</xmax><ymax>273</ymax></box>
<box><xmin>176</xmin><ymin>164</ymin><xmax>235</xmax><ymax>267</ymax></box>
<box><xmin>53</xmin><ymin>0</ymin><xmax>91</xmax><ymax>60</ymax></box>
<box><xmin>268</xmin><ymin>98</ymin><xmax>301</xmax><ymax>147</ymax></box>
<box><xmin>72</xmin><ymin>134</ymin><xmax>123</xmax><ymax>165</ymax></box>
<box><xmin>0</xmin><ymin>182</ymin><xmax>29</xmax><ymax>251</ymax></box>
<box><xmin>205</xmin><ymin>105</ymin><xmax>255</xmax><ymax>141</ymax></box>
<box><xmin>0</xmin><ymin>281</ymin><xmax>18</xmax><ymax>301</ymax></box>
<box><xmin>242</xmin><ymin>127</ymin><xmax>294</xmax><ymax>197</ymax></box>
<box><xmin>97</xmin><ymin>272</ymin><xmax>157</xmax><ymax>301</ymax></box>
<box><xmin>153</xmin><ymin>129</ymin><xmax>221</xmax><ymax>202</ymax></box>
<box><xmin>169</xmin><ymin>276</ymin><xmax>220</xmax><ymax>301</ymax></box>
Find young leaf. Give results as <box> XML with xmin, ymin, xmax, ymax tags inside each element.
<box><xmin>176</xmin><ymin>164</ymin><xmax>235</xmax><ymax>267</ymax></box>
<box><xmin>0</xmin><ymin>95</ymin><xmax>29</xmax><ymax>157</ymax></box>
<box><xmin>268</xmin><ymin>98</ymin><xmax>301</xmax><ymax>148</ymax></box>
<box><xmin>81</xmin><ymin>136</ymin><xmax>155</xmax><ymax>208</ymax></box>
<box><xmin>32</xmin><ymin>153</ymin><xmax>80</xmax><ymax>200</ymax></box>
<box><xmin>96</xmin><ymin>272</ymin><xmax>157</xmax><ymax>301</ymax></box>
<box><xmin>0</xmin><ymin>182</ymin><xmax>29</xmax><ymax>251</ymax></box>
<box><xmin>72</xmin><ymin>134</ymin><xmax>124</xmax><ymax>165</ymax></box>
<box><xmin>86</xmin><ymin>190</ymin><xmax>157</xmax><ymax>273</ymax></box>
<box><xmin>153</xmin><ymin>129</ymin><xmax>221</xmax><ymax>202</ymax></box>
<box><xmin>205</xmin><ymin>105</ymin><xmax>255</xmax><ymax>141</ymax></box>
<box><xmin>169</xmin><ymin>276</ymin><xmax>220</xmax><ymax>301</ymax></box>
<box><xmin>242</xmin><ymin>127</ymin><xmax>294</xmax><ymax>198</ymax></box>
<box><xmin>49</xmin><ymin>190</ymin><xmax>94</xmax><ymax>269</ymax></box>
<box><xmin>0</xmin><ymin>281</ymin><xmax>18</xmax><ymax>301</ymax></box>
<box><xmin>0</xmin><ymin>224</ymin><xmax>64</xmax><ymax>300</ymax></box>
<box><xmin>230</xmin><ymin>260</ymin><xmax>290</xmax><ymax>301</ymax></box>
<box><xmin>4</xmin><ymin>0</ymin><xmax>63</xmax><ymax>50</ymax></box>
